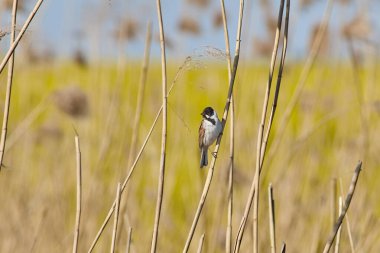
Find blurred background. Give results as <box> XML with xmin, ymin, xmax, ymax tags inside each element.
<box><xmin>0</xmin><ymin>0</ymin><xmax>379</xmax><ymax>252</ymax></box>
<box><xmin>0</xmin><ymin>0</ymin><xmax>379</xmax><ymax>62</ymax></box>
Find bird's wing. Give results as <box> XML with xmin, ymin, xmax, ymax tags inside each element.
<box><xmin>199</xmin><ymin>121</ymin><xmax>205</xmax><ymax>149</ymax></box>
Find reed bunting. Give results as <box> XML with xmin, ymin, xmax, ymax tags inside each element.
<box><xmin>199</xmin><ymin>107</ymin><xmax>222</xmax><ymax>168</ymax></box>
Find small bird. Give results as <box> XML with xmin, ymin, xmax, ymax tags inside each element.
<box><xmin>199</xmin><ymin>107</ymin><xmax>222</xmax><ymax>168</ymax></box>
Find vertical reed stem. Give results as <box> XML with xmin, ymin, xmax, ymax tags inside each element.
<box><xmin>331</xmin><ymin>178</ymin><xmax>337</xmax><ymax>250</ymax></box>
<box><xmin>219</xmin><ymin>0</ymin><xmax>234</xmax><ymax>252</ymax></box>
<box><xmin>0</xmin><ymin>0</ymin><xmax>18</xmax><ymax>170</ymax></box>
<box><xmin>197</xmin><ymin>234</ymin><xmax>205</xmax><ymax>253</ymax></box>
<box><xmin>268</xmin><ymin>184</ymin><xmax>276</xmax><ymax>253</ymax></box>
<box><xmin>265</xmin><ymin>0</ymin><xmax>334</xmax><ymax>166</ymax></box>
<box><xmin>253</xmin><ymin>1</ymin><xmax>286</xmax><ymax>250</ymax></box>
<box><xmin>234</xmin><ymin>0</ymin><xmax>289</xmax><ymax>251</ymax></box>
<box><xmin>151</xmin><ymin>0</ymin><xmax>167</xmax><ymax>251</ymax></box>
<box><xmin>116</xmin><ymin>20</ymin><xmax>153</xmax><ymax>249</ymax></box>
<box><xmin>72</xmin><ymin>134</ymin><xmax>82</xmax><ymax>253</ymax></box>
<box><xmin>334</xmin><ymin>197</ymin><xmax>343</xmax><ymax>253</ymax></box>
<box><xmin>280</xmin><ymin>243</ymin><xmax>286</xmax><ymax>253</ymax></box>
<box><xmin>127</xmin><ymin>21</ymin><xmax>152</xmax><ymax>166</ymax></box>
<box><xmin>182</xmin><ymin>1</ymin><xmax>245</xmax><ymax>251</ymax></box>
<box><xmin>126</xmin><ymin>227</ymin><xmax>133</xmax><ymax>253</ymax></box>
<box><xmin>110</xmin><ymin>183</ymin><xmax>122</xmax><ymax>253</ymax></box>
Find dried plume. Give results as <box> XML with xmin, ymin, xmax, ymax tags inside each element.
<box><xmin>213</xmin><ymin>11</ymin><xmax>224</xmax><ymax>29</ymax></box>
<box><xmin>52</xmin><ymin>86</ymin><xmax>89</xmax><ymax>118</ymax></box>
<box><xmin>341</xmin><ymin>14</ymin><xmax>372</xmax><ymax>40</ymax></box>
<box><xmin>309</xmin><ymin>22</ymin><xmax>330</xmax><ymax>54</ymax></box>
<box><xmin>187</xmin><ymin>0</ymin><xmax>210</xmax><ymax>8</ymax></box>
<box><xmin>115</xmin><ymin>19</ymin><xmax>139</xmax><ymax>41</ymax></box>
<box><xmin>178</xmin><ymin>17</ymin><xmax>201</xmax><ymax>35</ymax></box>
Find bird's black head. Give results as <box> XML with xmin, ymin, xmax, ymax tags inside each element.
<box><xmin>201</xmin><ymin>107</ymin><xmax>214</xmax><ymax>118</ymax></box>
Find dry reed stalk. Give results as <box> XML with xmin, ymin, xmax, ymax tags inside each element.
<box><xmin>322</xmin><ymin>161</ymin><xmax>362</xmax><ymax>253</ymax></box>
<box><xmin>268</xmin><ymin>184</ymin><xmax>276</xmax><ymax>253</ymax></box>
<box><xmin>87</xmin><ymin>59</ymin><xmax>187</xmax><ymax>252</ymax></box>
<box><xmin>126</xmin><ymin>227</ymin><xmax>133</xmax><ymax>253</ymax></box>
<box><xmin>331</xmin><ymin>179</ymin><xmax>337</xmax><ymax>242</ymax></box>
<box><xmin>72</xmin><ymin>135</ymin><xmax>82</xmax><ymax>253</ymax></box>
<box><xmin>252</xmin><ymin>0</ymin><xmax>286</xmax><ymax>251</ymax></box>
<box><xmin>0</xmin><ymin>0</ymin><xmax>45</xmax><ymax>75</ymax></box>
<box><xmin>207</xmin><ymin>165</ymin><xmax>228</xmax><ymax>253</ymax></box>
<box><xmin>0</xmin><ymin>0</ymin><xmax>18</xmax><ymax>171</ymax></box>
<box><xmin>182</xmin><ymin>0</ymin><xmax>245</xmax><ymax>251</ymax></box>
<box><xmin>334</xmin><ymin>197</ymin><xmax>343</xmax><ymax>253</ymax></box>
<box><xmin>219</xmin><ymin>0</ymin><xmax>234</xmax><ymax>252</ymax></box>
<box><xmin>110</xmin><ymin>183</ymin><xmax>122</xmax><ymax>253</ymax></box>
<box><xmin>116</xmin><ymin>20</ymin><xmax>153</xmax><ymax>248</ymax></box>
<box><xmin>234</xmin><ymin>0</ymin><xmax>289</xmax><ymax>251</ymax></box>
<box><xmin>280</xmin><ymin>242</ymin><xmax>286</xmax><ymax>253</ymax></box>
<box><xmin>127</xmin><ymin>21</ymin><xmax>152</xmax><ymax>167</ymax></box>
<box><xmin>265</xmin><ymin>0</ymin><xmax>334</xmax><ymax>166</ymax></box>
<box><xmin>197</xmin><ymin>234</ymin><xmax>205</xmax><ymax>253</ymax></box>
<box><xmin>338</xmin><ymin>178</ymin><xmax>356</xmax><ymax>253</ymax></box>
<box><xmin>150</xmin><ymin>0</ymin><xmax>168</xmax><ymax>252</ymax></box>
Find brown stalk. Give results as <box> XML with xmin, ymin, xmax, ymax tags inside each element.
<box><xmin>116</xmin><ymin>20</ymin><xmax>152</xmax><ymax>249</ymax></box>
<box><xmin>268</xmin><ymin>184</ymin><xmax>276</xmax><ymax>253</ymax></box>
<box><xmin>0</xmin><ymin>0</ymin><xmax>45</xmax><ymax>75</ymax></box>
<box><xmin>150</xmin><ymin>0</ymin><xmax>168</xmax><ymax>251</ymax></box>
<box><xmin>182</xmin><ymin>0</ymin><xmax>245</xmax><ymax>251</ymax></box>
<box><xmin>252</xmin><ymin>0</ymin><xmax>286</xmax><ymax>251</ymax></box>
<box><xmin>126</xmin><ymin>227</ymin><xmax>133</xmax><ymax>253</ymax></box>
<box><xmin>280</xmin><ymin>243</ymin><xmax>286</xmax><ymax>253</ymax></box>
<box><xmin>0</xmin><ymin>0</ymin><xmax>18</xmax><ymax>170</ymax></box>
<box><xmin>334</xmin><ymin>197</ymin><xmax>343</xmax><ymax>253</ymax></box>
<box><xmin>197</xmin><ymin>234</ymin><xmax>205</xmax><ymax>253</ymax></box>
<box><xmin>338</xmin><ymin>178</ymin><xmax>356</xmax><ymax>253</ymax></box>
<box><xmin>127</xmin><ymin>21</ymin><xmax>152</xmax><ymax>167</ymax></box>
<box><xmin>219</xmin><ymin>0</ymin><xmax>234</xmax><ymax>252</ymax></box>
<box><xmin>265</xmin><ymin>0</ymin><xmax>334</xmax><ymax>166</ymax></box>
<box><xmin>72</xmin><ymin>135</ymin><xmax>82</xmax><ymax>253</ymax></box>
<box><xmin>205</xmin><ymin>1</ymin><xmax>235</xmax><ymax>250</ymax></box>
<box><xmin>110</xmin><ymin>183</ymin><xmax>122</xmax><ymax>253</ymax></box>
<box><xmin>234</xmin><ymin>0</ymin><xmax>289</xmax><ymax>251</ymax></box>
<box><xmin>322</xmin><ymin>161</ymin><xmax>362</xmax><ymax>253</ymax></box>
<box><xmin>331</xmin><ymin>179</ymin><xmax>337</xmax><ymax>240</ymax></box>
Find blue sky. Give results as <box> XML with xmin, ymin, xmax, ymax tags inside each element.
<box><xmin>2</xmin><ymin>0</ymin><xmax>379</xmax><ymax>61</ymax></box>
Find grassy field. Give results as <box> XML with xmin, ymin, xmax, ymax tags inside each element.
<box><xmin>0</xmin><ymin>58</ymin><xmax>379</xmax><ymax>252</ymax></box>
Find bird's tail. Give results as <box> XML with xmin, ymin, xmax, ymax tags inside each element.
<box><xmin>200</xmin><ymin>148</ymin><xmax>208</xmax><ymax>168</ymax></box>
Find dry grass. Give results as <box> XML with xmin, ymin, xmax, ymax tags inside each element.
<box><xmin>0</xmin><ymin>0</ymin><xmax>378</xmax><ymax>253</ymax></box>
<box><xmin>0</xmin><ymin>51</ymin><xmax>378</xmax><ymax>253</ymax></box>
<box><xmin>72</xmin><ymin>134</ymin><xmax>82</xmax><ymax>253</ymax></box>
